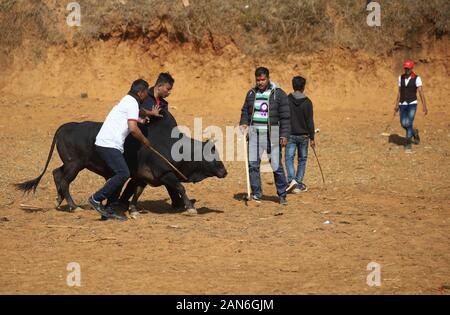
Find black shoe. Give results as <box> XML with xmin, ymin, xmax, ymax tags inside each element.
<box><xmin>413</xmin><ymin>129</ymin><xmax>420</xmax><ymax>145</ymax></box>
<box><xmin>104</xmin><ymin>207</ymin><xmax>128</xmax><ymax>221</ymax></box>
<box><xmin>88</xmin><ymin>196</ymin><xmax>108</xmax><ymax>216</ymax></box>
<box><xmin>106</xmin><ymin>201</ymin><xmax>129</xmax><ymax>212</ymax></box>
<box><xmin>279</xmin><ymin>196</ymin><xmax>288</xmax><ymax>206</ymax></box>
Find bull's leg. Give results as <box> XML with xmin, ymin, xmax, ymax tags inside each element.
<box><xmin>120</xmin><ymin>179</ymin><xmax>146</xmax><ymax>211</ymax></box>
<box><xmin>160</xmin><ymin>173</ymin><xmax>197</xmax><ymax>215</ymax></box>
<box><xmin>59</xmin><ymin>163</ymin><xmax>83</xmax><ymax>211</ymax></box>
<box><xmin>52</xmin><ymin>166</ymin><xmax>64</xmax><ymax>209</ymax></box>
<box><xmin>119</xmin><ymin>178</ymin><xmax>138</xmax><ymax>207</ymax></box>
<box><xmin>165</xmin><ymin>185</ymin><xmax>184</xmax><ymax>210</ymax></box>
<box><xmin>129</xmin><ymin>184</ymin><xmax>146</xmax><ymax>215</ymax></box>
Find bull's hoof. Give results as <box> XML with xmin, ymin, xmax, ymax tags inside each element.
<box><xmin>129</xmin><ymin>210</ymin><xmax>139</xmax><ymax>220</ymax></box>
<box><xmin>67</xmin><ymin>206</ymin><xmax>79</xmax><ymax>213</ymax></box>
<box><xmin>183</xmin><ymin>208</ymin><xmax>198</xmax><ymax>216</ymax></box>
<box><xmin>172</xmin><ymin>200</ymin><xmax>196</xmax><ymax>211</ymax></box>
<box><xmin>55</xmin><ymin>196</ymin><xmax>63</xmax><ymax>209</ymax></box>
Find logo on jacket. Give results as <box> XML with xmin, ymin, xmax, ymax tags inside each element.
<box><xmin>260</xmin><ymin>103</ymin><xmax>268</xmax><ymax>113</ymax></box>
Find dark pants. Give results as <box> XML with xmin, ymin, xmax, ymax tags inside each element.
<box><xmin>248</xmin><ymin>129</ymin><xmax>287</xmax><ymax>198</ymax></box>
<box><xmin>93</xmin><ymin>146</ymin><xmax>130</xmax><ymax>204</ymax></box>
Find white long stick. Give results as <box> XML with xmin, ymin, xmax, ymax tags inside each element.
<box><xmin>243</xmin><ymin>132</ymin><xmax>251</xmax><ymax>200</ymax></box>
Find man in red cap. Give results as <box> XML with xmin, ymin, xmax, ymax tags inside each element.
<box><xmin>394</xmin><ymin>60</ymin><xmax>428</xmax><ymax>153</ymax></box>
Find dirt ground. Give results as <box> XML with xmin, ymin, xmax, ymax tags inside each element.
<box><xmin>0</xmin><ymin>87</ymin><xmax>449</xmax><ymax>294</ymax></box>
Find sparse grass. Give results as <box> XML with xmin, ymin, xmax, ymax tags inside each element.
<box><xmin>1</xmin><ymin>0</ymin><xmax>449</xmax><ymax>58</ymax></box>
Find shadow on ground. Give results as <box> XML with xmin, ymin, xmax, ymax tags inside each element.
<box><xmin>233</xmin><ymin>192</ymin><xmax>280</xmax><ymax>204</ymax></box>
<box><xmin>389</xmin><ymin>134</ymin><xmax>407</xmax><ymax>146</ymax></box>
<box><xmin>136</xmin><ymin>199</ymin><xmax>223</xmax><ymax>215</ymax></box>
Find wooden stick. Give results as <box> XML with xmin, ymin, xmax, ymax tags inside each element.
<box><xmin>20</xmin><ymin>204</ymin><xmax>44</xmax><ymax>211</ymax></box>
<box><xmin>382</xmin><ymin>112</ymin><xmax>396</xmax><ymax>135</ymax></box>
<box><xmin>146</xmin><ymin>145</ymin><xmax>188</xmax><ymax>181</ymax></box>
<box><xmin>243</xmin><ymin>131</ymin><xmax>251</xmax><ymax>201</ymax></box>
<box><xmin>312</xmin><ymin>146</ymin><xmax>326</xmax><ymax>185</ymax></box>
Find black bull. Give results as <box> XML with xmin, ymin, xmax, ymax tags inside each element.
<box><xmin>15</xmin><ymin>110</ymin><xmax>228</xmax><ymax>214</ymax></box>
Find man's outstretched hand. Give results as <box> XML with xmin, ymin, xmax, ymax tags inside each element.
<box><xmin>150</xmin><ymin>105</ymin><xmax>163</xmax><ymax>118</ymax></box>
<box><xmin>140</xmin><ymin>106</ymin><xmax>163</xmax><ymax>119</ymax></box>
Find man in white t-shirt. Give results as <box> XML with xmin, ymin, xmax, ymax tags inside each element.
<box><xmin>88</xmin><ymin>79</ymin><xmax>161</xmax><ymax>221</ymax></box>
<box><xmin>394</xmin><ymin>60</ymin><xmax>429</xmax><ymax>153</ymax></box>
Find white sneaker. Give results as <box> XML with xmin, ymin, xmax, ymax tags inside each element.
<box><xmin>293</xmin><ymin>183</ymin><xmax>308</xmax><ymax>194</ymax></box>
<box><xmin>252</xmin><ymin>195</ymin><xmax>262</xmax><ymax>203</ymax></box>
<box><xmin>287</xmin><ymin>180</ymin><xmax>298</xmax><ymax>192</ymax></box>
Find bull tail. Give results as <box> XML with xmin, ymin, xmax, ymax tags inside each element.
<box><xmin>15</xmin><ymin>127</ymin><xmax>60</xmax><ymax>193</ymax></box>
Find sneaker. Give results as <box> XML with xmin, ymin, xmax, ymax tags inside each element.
<box><xmin>88</xmin><ymin>196</ymin><xmax>108</xmax><ymax>216</ymax></box>
<box><xmin>287</xmin><ymin>180</ymin><xmax>299</xmax><ymax>192</ymax></box>
<box><xmin>293</xmin><ymin>183</ymin><xmax>308</xmax><ymax>194</ymax></box>
<box><xmin>404</xmin><ymin>137</ymin><xmax>413</xmax><ymax>153</ymax></box>
<box><xmin>252</xmin><ymin>195</ymin><xmax>262</xmax><ymax>203</ymax></box>
<box><xmin>279</xmin><ymin>196</ymin><xmax>288</xmax><ymax>206</ymax></box>
<box><xmin>413</xmin><ymin>129</ymin><xmax>420</xmax><ymax>145</ymax></box>
<box><xmin>405</xmin><ymin>144</ymin><xmax>413</xmax><ymax>154</ymax></box>
<box><xmin>104</xmin><ymin>207</ymin><xmax>128</xmax><ymax>221</ymax></box>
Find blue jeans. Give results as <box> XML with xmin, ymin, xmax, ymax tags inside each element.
<box><xmin>93</xmin><ymin>146</ymin><xmax>130</xmax><ymax>204</ymax></box>
<box><xmin>399</xmin><ymin>104</ymin><xmax>417</xmax><ymax>140</ymax></box>
<box><xmin>248</xmin><ymin>129</ymin><xmax>287</xmax><ymax>198</ymax></box>
<box><xmin>285</xmin><ymin>135</ymin><xmax>309</xmax><ymax>184</ymax></box>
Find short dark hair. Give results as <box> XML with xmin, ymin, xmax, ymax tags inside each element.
<box><xmin>255</xmin><ymin>67</ymin><xmax>270</xmax><ymax>78</ymax></box>
<box><xmin>130</xmin><ymin>79</ymin><xmax>149</xmax><ymax>94</ymax></box>
<box><xmin>155</xmin><ymin>72</ymin><xmax>175</xmax><ymax>86</ymax></box>
<box><xmin>292</xmin><ymin>76</ymin><xmax>306</xmax><ymax>92</ymax></box>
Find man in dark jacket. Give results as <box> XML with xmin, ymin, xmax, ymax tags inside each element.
<box><xmin>239</xmin><ymin>67</ymin><xmax>290</xmax><ymax>205</ymax></box>
<box><xmin>141</xmin><ymin>72</ymin><xmax>174</xmax><ymax>113</ymax></box>
<box><xmin>285</xmin><ymin>76</ymin><xmax>315</xmax><ymax>193</ymax></box>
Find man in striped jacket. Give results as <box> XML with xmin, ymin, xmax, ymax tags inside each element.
<box><xmin>239</xmin><ymin>67</ymin><xmax>290</xmax><ymax>205</ymax></box>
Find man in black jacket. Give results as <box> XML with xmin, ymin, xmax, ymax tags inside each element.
<box><xmin>285</xmin><ymin>76</ymin><xmax>315</xmax><ymax>193</ymax></box>
<box><xmin>239</xmin><ymin>67</ymin><xmax>290</xmax><ymax>205</ymax></box>
<box><xmin>141</xmin><ymin>72</ymin><xmax>174</xmax><ymax>113</ymax></box>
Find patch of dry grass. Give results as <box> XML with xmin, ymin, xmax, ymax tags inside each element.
<box><xmin>1</xmin><ymin>0</ymin><xmax>449</xmax><ymax>58</ymax></box>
